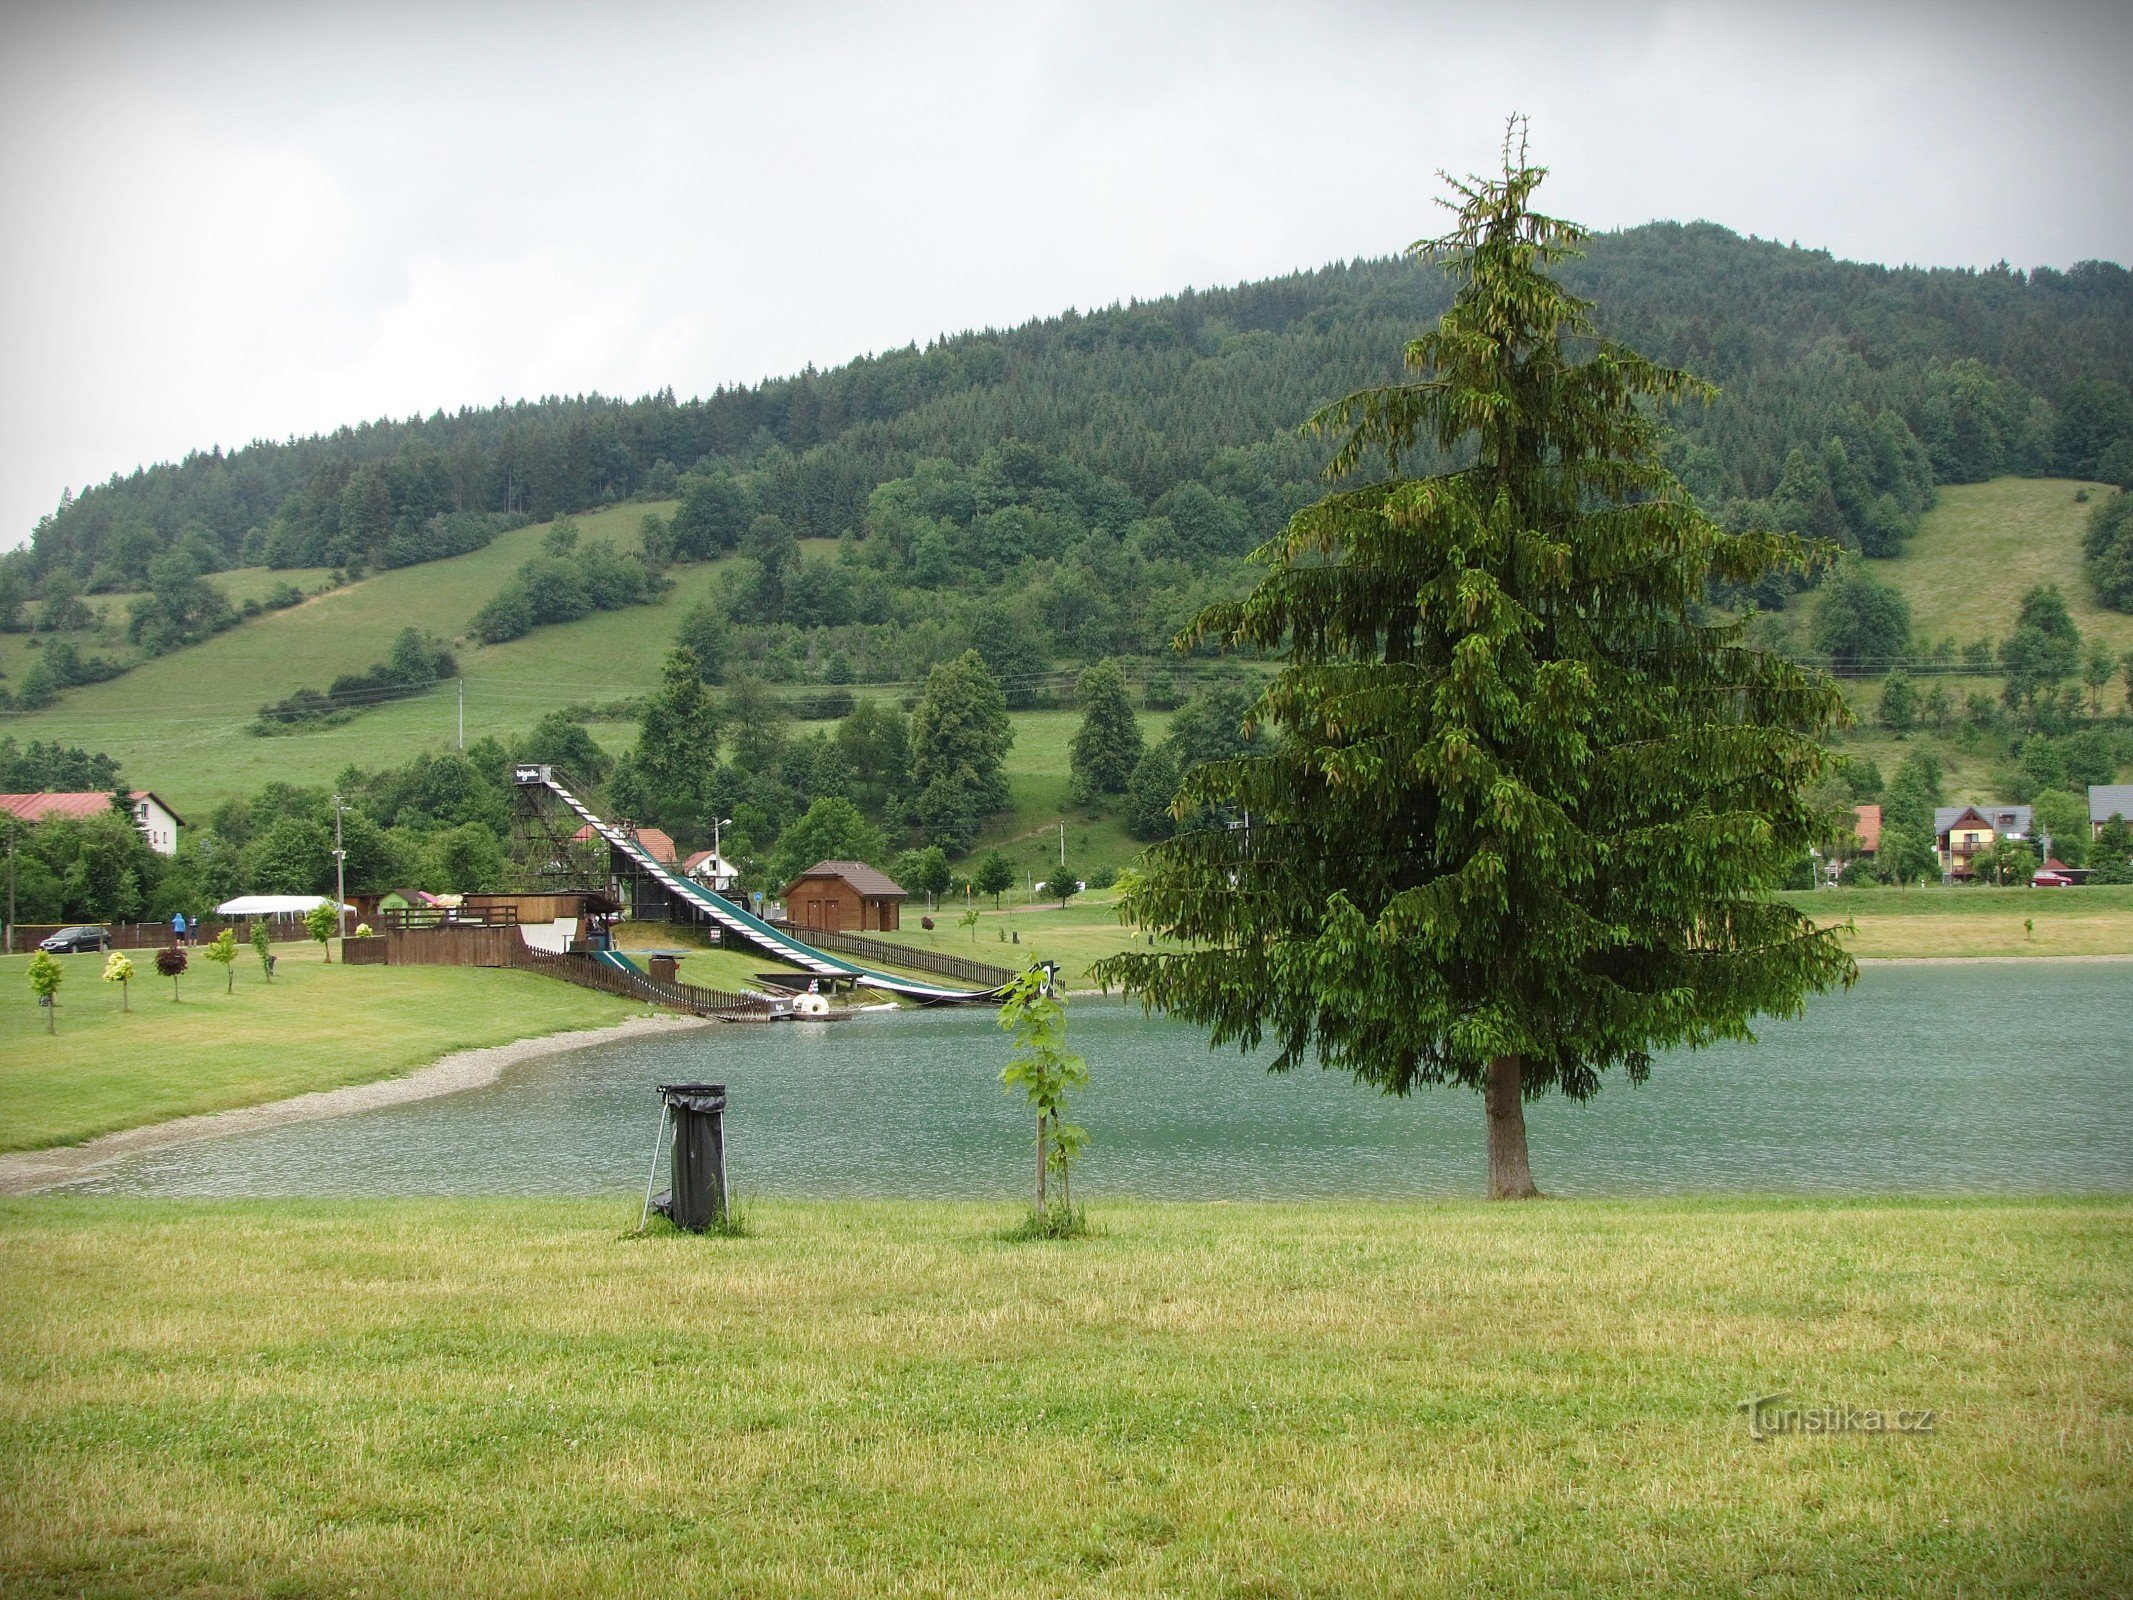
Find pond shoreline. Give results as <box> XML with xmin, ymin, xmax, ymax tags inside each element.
<box><xmin>0</xmin><ymin>1012</ymin><xmax>715</xmax><ymax>1197</ymax></box>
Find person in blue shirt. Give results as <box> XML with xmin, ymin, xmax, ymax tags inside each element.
<box><xmin>171</xmin><ymin>911</ymin><xmax>187</xmax><ymax>944</ymax></box>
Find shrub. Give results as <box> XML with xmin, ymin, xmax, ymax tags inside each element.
<box><xmin>153</xmin><ymin>944</ymin><xmax>188</xmax><ymax>1000</ymax></box>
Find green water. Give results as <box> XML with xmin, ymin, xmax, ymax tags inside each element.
<box><xmin>69</xmin><ymin>963</ymin><xmax>2133</xmax><ymax>1199</ymax></box>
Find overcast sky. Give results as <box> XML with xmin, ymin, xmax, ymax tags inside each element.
<box><xmin>1</xmin><ymin>0</ymin><xmax>2128</xmax><ymax>550</ymax></box>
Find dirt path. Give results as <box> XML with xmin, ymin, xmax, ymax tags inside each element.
<box><xmin>0</xmin><ymin>1013</ymin><xmax>714</xmax><ymax>1197</ymax></box>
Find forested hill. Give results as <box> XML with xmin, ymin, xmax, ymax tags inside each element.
<box><xmin>11</xmin><ymin>221</ymin><xmax>2133</xmax><ymax>598</ymax></box>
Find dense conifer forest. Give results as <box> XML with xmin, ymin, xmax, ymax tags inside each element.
<box><xmin>10</xmin><ymin>223</ymin><xmax>2130</xmax><ymax>598</ymax></box>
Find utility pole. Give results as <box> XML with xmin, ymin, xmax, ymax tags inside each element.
<box><xmin>3</xmin><ymin>821</ymin><xmax>15</xmax><ymax>956</ymax></box>
<box><xmin>1058</xmin><ymin>819</ymin><xmax>1066</xmax><ymax>869</ymax></box>
<box><xmin>457</xmin><ymin>677</ymin><xmax>464</xmax><ymax>751</ymax></box>
<box><xmin>712</xmin><ymin>816</ymin><xmax>732</xmax><ymax>891</ymax></box>
<box><xmin>332</xmin><ymin>794</ymin><xmax>348</xmax><ymax>943</ymax></box>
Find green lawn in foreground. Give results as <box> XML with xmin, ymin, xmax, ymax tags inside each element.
<box><xmin>0</xmin><ymin>1196</ymin><xmax>2123</xmax><ymax>1597</ymax></box>
<box><xmin>0</xmin><ymin>948</ymin><xmax>637</xmax><ymax>1152</ymax></box>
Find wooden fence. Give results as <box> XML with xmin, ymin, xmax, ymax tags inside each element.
<box><xmin>6</xmin><ymin>918</ymin><xmax>266</xmax><ymax>953</ymax></box>
<box><xmin>378</xmin><ymin>905</ymin><xmax>521</xmax><ymax>930</ymax></box>
<box><xmin>769</xmin><ymin>920</ymin><xmax>1017</xmax><ymax>989</ymax></box>
<box><xmin>379</xmin><ymin>925</ymin><xmax>522</xmax><ymax>966</ymax></box>
<box><xmin>502</xmin><ymin>941</ymin><xmax>773</xmax><ymax>1018</ymax></box>
<box><xmin>344</xmin><ymin>920</ymin><xmax>769</xmax><ymax>1018</ymax></box>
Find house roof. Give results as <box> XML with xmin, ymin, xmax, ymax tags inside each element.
<box><xmin>570</xmin><ymin>821</ymin><xmax>679</xmax><ymax>863</ymax></box>
<box><xmin>787</xmin><ymin>859</ymin><xmax>906</xmax><ymax>898</ymax></box>
<box><xmin>1852</xmin><ymin>803</ymin><xmax>1882</xmax><ymax>853</ymax></box>
<box><xmin>683</xmin><ymin>849</ymin><xmax>737</xmax><ymax>876</ymax></box>
<box><xmin>0</xmin><ymin>790</ymin><xmax>186</xmax><ymax>828</ymax></box>
<box><xmin>1934</xmin><ymin>804</ymin><xmax>2030</xmax><ymax>838</ymax></box>
<box><xmin>2090</xmin><ymin>784</ymin><xmax>2133</xmax><ymax>824</ymax></box>
<box><xmin>633</xmin><ymin>827</ymin><xmax>679</xmax><ymax>865</ymax></box>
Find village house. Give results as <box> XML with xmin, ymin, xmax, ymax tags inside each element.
<box><xmin>1852</xmin><ymin>804</ymin><xmax>1882</xmax><ymax>857</ymax></box>
<box><xmin>683</xmin><ymin>849</ymin><xmax>741</xmax><ymax>893</ymax></box>
<box><xmin>2089</xmin><ymin>784</ymin><xmax>2133</xmax><ymax>838</ymax></box>
<box><xmin>571</xmin><ymin>821</ymin><xmax>679</xmax><ymax>865</ymax></box>
<box><xmin>0</xmin><ymin>790</ymin><xmax>185</xmax><ymax>855</ymax></box>
<box><xmin>782</xmin><ymin>860</ymin><xmax>907</xmax><ymax>933</ymax></box>
<box><xmin>1933</xmin><ymin>804</ymin><xmax>2030</xmax><ymax>880</ymax></box>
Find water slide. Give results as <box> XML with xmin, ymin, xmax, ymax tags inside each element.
<box><xmin>514</xmin><ymin>765</ymin><xmax>1012</xmax><ymax>1003</ymax></box>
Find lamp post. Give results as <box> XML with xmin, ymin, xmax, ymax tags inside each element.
<box><xmin>332</xmin><ymin>794</ymin><xmax>348</xmax><ymax>942</ymax></box>
<box><xmin>712</xmin><ymin>816</ymin><xmax>732</xmax><ymax>888</ymax></box>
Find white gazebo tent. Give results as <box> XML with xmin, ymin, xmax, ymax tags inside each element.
<box><xmin>215</xmin><ymin>895</ymin><xmax>352</xmax><ymax>920</ymax></box>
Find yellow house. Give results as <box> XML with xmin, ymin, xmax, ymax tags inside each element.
<box><xmin>1934</xmin><ymin>804</ymin><xmax>2030</xmax><ymax>880</ymax></box>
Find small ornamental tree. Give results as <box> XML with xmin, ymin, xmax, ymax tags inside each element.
<box><xmin>154</xmin><ymin>943</ymin><xmax>188</xmax><ymax>1001</ymax></box>
<box><xmin>102</xmin><ymin>950</ymin><xmax>135</xmax><ymax>1012</ymax></box>
<box><xmin>204</xmin><ymin>927</ymin><xmax>239</xmax><ymax>993</ymax></box>
<box><xmin>251</xmin><ymin>921</ymin><xmax>276</xmax><ymax>981</ymax></box>
<box><xmin>960</xmin><ymin>905</ymin><xmax>982</xmax><ymax>942</ymax></box>
<box><xmin>1044</xmin><ymin>866</ymin><xmax>1079</xmax><ymax>910</ymax></box>
<box><xmin>997</xmin><ymin>966</ymin><xmax>1089</xmax><ymax>1234</ymax></box>
<box><xmin>29</xmin><ymin>949</ymin><xmax>63</xmax><ymax>1033</ymax></box>
<box><xmin>1096</xmin><ymin>132</ymin><xmax>1855</xmax><ymax>1199</ymax></box>
<box><xmin>305</xmin><ymin>901</ymin><xmax>338</xmax><ymax>961</ymax></box>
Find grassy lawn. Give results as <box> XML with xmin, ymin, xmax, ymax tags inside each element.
<box><xmin>871</xmin><ymin>893</ymin><xmax>1171</xmax><ymax>988</ymax></box>
<box><xmin>0</xmin><ymin>1195</ymin><xmax>2123</xmax><ymax>1597</ymax></box>
<box><xmin>1869</xmin><ymin>478</ymin><xmax>2131</xmax><ymax>654</ymax></box>
<box><xmin>870</xmin><ymin>885</ymin><xmax>2133</xmax><ymax>986</ymax></box>
<box><xmin>0</xmin><ymin>948</ymin><xmax>637</xmax><ymax>1152</ymax></box>
<box><xmin>1783</xmin><ymin>883</ymin><xmax>2133</xmax><ymax>959</ymax></box>
<box><xmin>951</xmin><ymin>708</ymin><xmax>1177</xmax><ymax>885</ymax></box>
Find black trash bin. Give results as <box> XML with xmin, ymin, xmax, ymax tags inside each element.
<box><xmin>653</xmin><ymin>1082</ymin><xmax>728</xmax><ymax>1231</ymax></box>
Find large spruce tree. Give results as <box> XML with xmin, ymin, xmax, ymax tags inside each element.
<box><xmin>1096</xmin><ymin>135</ymin><xmax>1856</xmax><ymax>1198</ymax></box>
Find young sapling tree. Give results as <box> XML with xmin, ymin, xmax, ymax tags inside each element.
<box><xmin>102</xmin><ymin>950</ymin><xmax>134</xmax><ymax>1012</ymax></box>
<box><xmin>154</xmin><ymin>944</ymin><xmax>188</xmax><ymax>1001</ymax></box>
<box><xmin>305</xmin><ymin>900</ymin><xmax>338</xmax><ymax>962</ymax></box>
<box><xmin>997</xmin><ymin>965</ymin><xmax>1089</xmax><ymax>1235</ymax></box>
<box><xmin>204</xmin><ymin>927</ymin><xmax>239</xmax><ymax>992</ymax></box>
<box><xmin>251</xmin><ymin>921</ymin><xmax>276</xmax><ymax>980</ymax></box>
<box><xmin>29</xmin><ymin>949</ymin><xmax>63</xmax><ymax>1033</ymax></box>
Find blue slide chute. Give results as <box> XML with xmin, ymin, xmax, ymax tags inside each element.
<box><xmin>516</xmin><ymin>765</ymin><xmax>1011</xmax><ymax>1003</ymax></box>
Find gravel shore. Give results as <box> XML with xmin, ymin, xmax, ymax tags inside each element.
<box><xmin>0</xmin><ymin>1012</ymin><xmax>714</xmax><ymax>1196</ymax></box>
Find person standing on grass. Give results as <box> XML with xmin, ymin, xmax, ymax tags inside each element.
<box><xmin>172</xmin><ymin>910</ymin><xmax>186</xmax><ymax>945</ymax></box>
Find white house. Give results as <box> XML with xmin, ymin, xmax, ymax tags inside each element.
<box><xmin>683</xmin><ymin>848</ymin><xmax>741</xmax><ymax>893</ymax></box>
<box><xmin>0</xmin><ymin>789</ymin><xmax>185</xmax><ymax>855</ymax></box>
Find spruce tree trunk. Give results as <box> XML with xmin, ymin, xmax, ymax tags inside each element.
<box><xmin>1486</xmin><ymin>1054</ymin><xmax>1539</xmax><ymax>1200</ymax></box>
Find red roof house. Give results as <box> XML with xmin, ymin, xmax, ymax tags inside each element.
<box><xmin>571</xmin><ymin>822</ymin><xmax>679</xmax><ymax>865</ymax></box>
<box><xmin>0</xmin><ymin>790</ymin><xmax>185</xmax><ymax>855</ymax></box>
<box><xmin>1852</xmin><ymin>803</ymin><xmax>1882</xmax><ymax>855</ymax></box>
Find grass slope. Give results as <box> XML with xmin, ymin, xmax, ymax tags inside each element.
<box><xmin>1871</xmin><ymin>478</ymin><xmax>2131</xmax><ymax>655</ymax></box>
<box><xmin>0</xmin><ymin>1196</ymin><xmax>2125</xmax><ymax>1597</ymax></box>
<box><xmin>2</xmin><ymin>502</ymin><xmax>712</xmax><ymax>816</ymax></box>
<box><xmin>0</xmin><ymin>947</ymin><xmax>636</xmax><ymax>1152</ymax></box>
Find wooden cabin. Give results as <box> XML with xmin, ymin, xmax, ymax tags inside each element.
<box><xmin>782</xmin><ymin>860</ymin><xmax>907</xmax><ymax>932</ymax></box>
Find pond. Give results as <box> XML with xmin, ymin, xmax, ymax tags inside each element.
<box><xmin>66</xmin><ymin>963</ymin><xmax>2133</xmax><ymax>1200</ymax></box>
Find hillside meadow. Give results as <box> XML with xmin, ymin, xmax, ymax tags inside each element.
<box><xmin>1870</xmin><ymin>478</ymin><xmax>2132</xmax><ymax>656</ymax></box>
<box><xmin>0</xmin><ymin>500</ymin><xmax>728</xmax><ymax>815</ymax></box>
<box><xmin>0</xmin><ymin>1195</ymin><xmax>2125</xmax><ymax>1598</ymax></box>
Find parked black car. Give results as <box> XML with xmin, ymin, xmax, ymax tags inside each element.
<box><xmin>37</xmin><ymin>925</ymin><xmax>109</xmax><ymax>954</ymax></box>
